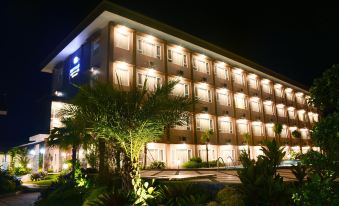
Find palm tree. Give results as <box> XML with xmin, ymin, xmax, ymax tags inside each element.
<box><xmin>273</xmin><ymin>122</ymin><xmax>283</xmax><ymax>143</ymax></box>
<box><xmin>201</xmin><ymin>129</ymin><xmax>213</xmax><ymax>167</ymax></box>
<box><xmin>48</xmin><ymin>116</ymin><xmax>90</xmax><ymax>179</ymax></box>
<box><xmin>61</xmin><ymin>80</ymin><xmax>194</xmax><ymax>190</ymax></box>
<box><xmin>242</xmin><ymin>132</ymin><xmax>251</xmax><ymax>158</ymax></box>
<box><xmin>291</xmin><ymin>130</ymin><xmax>302</xmax><ymax>153</ymax></box>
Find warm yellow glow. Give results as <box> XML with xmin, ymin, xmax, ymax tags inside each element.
<box><xmin>61</xmin><ymin>152</ymin><xmax>66</xmax><ymax>158</ymax></box>
<box><xmin>145</xmin><ymin>35</ymin><xmax>155</xmax><ymax>42</ymax></box>
<box><xmin>199</xmin><ymin>113</ymin><xmax>210</xmax><ymax>119</ymax></box>
<box><xmin>274</xmin><ymin>83</ymin><xmax>282</xmax><ymax>89</ymax></box>
<box><xmin>235</xmin><ymin>92</ymin><xmax>245</xmax><ymax>98</ymax></box>
<box><xmin>251</xmin><ymin>121</ymin><xmax>262</xmax><ymax>125</ymax></box>
<box><xmin>198</xmin><ymin>54</ymin><xmax>206</xmax><ymax>59</ymax></box>
<box><xmin>295</xmin><ymin>92</ymin><xmax>304</xmax><ymax>97</ymax></box>
<box><xmin>298</xmin><ymin>109</ymin><xmax>306</xmax><ymax>114</ymax></box>
<box><xmin>177</xmin><ymin>143</ymin><xmax>187</xmax><ymax>150</ymax></box>
<box><xmin>27</xmin><ymin>163</ymin><xmax>32</xmax><ymax>169</ymax></box>
<box><xmin>248</xmin><ymin>73</ymin><xmax>257</xmax><ymax>79</ymax></box>
<box><xmin>62</xmin><ymin>163</ymin><xmax>69</xmax><ymax>170</ymax></box>
<box><xmin>147</xmin><ymin>142</ymin><xmax>155</xmax><ymax>149</ymax></box>
<box><xmin>174</xmin><ymin>45</ymin><xmax>184</xmax><ymax>51</ymax></box>
<box><xmin>287</xmin><ymin>106</ymin><xmax>295</xmax><ymax>111</ymax></box>
<box><xmin>116</xmin><ymin>25</ymin><xmax>129</xmax><ymax>34</ymax></box>
<box><xmin>261</xmin><ymin>79</ymin><xmax>270</xmax><ymax>84</ymax></box>
<box><xmin>216</xmin><ymin>61</ymin><xmax>226</xmax><ymax>67</ymax></box>
<box><xmin>146</xmin><ymin>68</ymin><xmax>155</xmax><ymax>76</ymax></box>
<box><xmin>300</xmin><ymin>128</ymin><xmax>308</xmax><ymax>132</ymax></box>
<box><xmin>282</xmin><ymin>124</ymin><xmax>288</xmax><ymax>129</ymax></box>
<box><xmin>285</xmin><ymin>88</ymin><xmax>293</xmax><ymax>93</ymax></box>
<box><xmin>236</xmin><ymin>119</ymin><xmax>248</xmax><ymax>124</ymax></box>
<box><xmin>220</xmin><ymin>116</ymin><xmax>231</xmax><ymax>121</ymax></box>
<box><xmin>250</xmin><ymin>96</ymin><xmax>260</xmax><ymax>101</ymax></box>
<box><xmin>289</xmin><ymin>126</ymin><xmax>297</xmax><ymax>131</ymax></box>
<box><xmin>276</xmin><ymin>103</ymin><xmax>285</xmax><ymax>108</ymax></box>
<box><xmin>263</xmin><ymin>100</ymin><xmax>273</xmax><ymax>105</ymax></box>
<box><xmin>266</xmin><ymin>123</ymin><xmax>274</xmax><ymax>127</ymax></box>
<box><xmin>116</xmin><ymin>61</ymin><xmax>128</xmax><ymax>69</ymax></box>
<box><xmin>233</xmin><ymin>68</ymin><xmax>243</xmax><ymax>74</ymax></box>
<box><xmin>218</xmin><ymin>88</ymin><xmax>229</xmax><ymax>94</ymax></box>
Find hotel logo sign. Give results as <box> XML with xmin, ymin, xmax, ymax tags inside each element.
<box><xmin>70</xmin><ymin>56</ymin><xmax>80</xmax><ymax>78</ymax></box>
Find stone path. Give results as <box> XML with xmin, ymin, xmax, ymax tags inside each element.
<box><xmin>141</xmin><ymin>168</ymin><xmax>297</xmax><ymax>184</ymax></box>
<box><xmin>0</xmin><ymin>192</ymin><xmax>39</xmax><ymax>206</ymax></box>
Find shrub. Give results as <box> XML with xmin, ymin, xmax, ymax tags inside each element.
<box><xmin>183</xmin><ymin>160</ymin><xmax>201</xmax><ymax>168</ymax></box>
<box><xmin>31</xmin><ymin>171</ymin><xmax>48</xmax><ymax>181</ymax></box>
<box><xmin>148</xmin><ymin>161</ymin><xmax>166</xmax><ymax>169</ymax></box>
<box><xmin>207</xmin><ymin>187</ymin><xmax>244</xmax><ymax>206</ymax></box>
<box><xmin>13</xmin><ymin>166</ymin><xmax>31</xmax><ymax>176</ymax></box>
<box><xmin>0</xmin><ymin>170</ymin><xmax>21</xmax><ymax>194</ymax></box>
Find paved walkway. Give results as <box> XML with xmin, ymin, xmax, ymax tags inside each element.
<box><xmin>0</xmin><ymin>192</ymin><xmax>39</xmax><ymax>206</ymax></box>
<box><xmin>141</xmin><ymin>168</ymin><xmax>297</xmax><ymax>184</ymax></box>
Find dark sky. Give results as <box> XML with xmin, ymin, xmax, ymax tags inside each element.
<box><xmin>1</xmin><ymin>1</ymin><xmax>339</xmax><ymax>150</ymax></box>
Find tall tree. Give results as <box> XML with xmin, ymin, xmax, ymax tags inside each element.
<box><xmin>292</xmin><ymin>130</ymin><xmax>302</xmax><ymax>152</ymax></box>
<box><xmin>273</xmin><ymin>122</ymin><xmax>283</xmax><ymax>143</ymax></box>
<box><xmin>62</xmin><ymin>80</ymin><xmax>194</xmax><ymax>191</ymax></box>
<box><xmin>242</xmin><ymin>132</ymin><xmax>251</xmax><ymax>158</ymax></box>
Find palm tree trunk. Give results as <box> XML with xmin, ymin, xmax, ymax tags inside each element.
<box><xmin>71</xmin><ymin>145</ymin><xmax>77</xmax><ymax>180</ymax></box>
<box><xmin>206</xmin><ymin>143</ymin><xmax>209</xmax><ymax>168</ymax></box>
<box><xmin>98</xmin><ymin>138</ymin><xmax>107</xmax><ymax>179</ymax></box>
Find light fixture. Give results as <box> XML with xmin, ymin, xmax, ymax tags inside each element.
<box><xmin>29</xmin><ymin>149</ymin><xmax>36</xmax><ymax>155</ymax></box>
<box><xmin>39</xmin><ymin>148</ymin><xmax>45</xmax><ymax>154</ymax></box>
<box><xmin>61</xmin><ymin>152</ymin><xmax>67</xmax><ymax>157</ymax></box>
<box><xmin>90</xmin><ymin>67</ymin><xmax>100</xmax><ymax>75</ymax></box>
<box><xmin>117</xmin><ymin>25</ymin><xmax>129</xmax><ymax>34</ymax></box>
<box><xmin>62</xmin><ymin>163</ymin><xmax>69</xmax><ymax>170</ymax></box>
<box><xmin>27</xmin><ymin>163</ymin><xmax>32</xmax><ymax>169</ymax></box>
<box><xmin>54</xmin><ymin>91</ymin><xmax>64</xmax><ymax>97</ymax></box>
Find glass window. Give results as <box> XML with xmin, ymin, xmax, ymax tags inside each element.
<box><xmin>216</xmin><ymin>92</ymin><xmax>231</xmax><ymax>106</ymax></box>
<box><xmin>250</xmin><ymin>99</ymin><xmax>260</xmax><ymax>112</ymax></box>
<box><xmin>137</xmin><ymin>38</ymin><xmax>161</xmax><ymax>59</ymax></box>
<box><xmin>137</xmin><ymin>73</ymin><xmax>161</xmax><ymax>91</ymax></box>
<box><xmin>115</xmin><ymin>66</ymin><xmax>129</xmax><ymax>86</ymax></box>
<box><xmin>195</xmin><ymin>87</ymin><xmax>212</xmax><ymax>103</ymax></box>
<box><xmin>172</xmin><ymin>149</ymin><xmax>192</xmax><ymax>165</ymax></box>
<box><xmin>248</xmin><ymin>78</ymin><xmax>258</xmax><ymax>89</ymax></box>
<box><xmin>192</xmin><ymin>57</ymin><xmax>210</xmax><ymax>74</ymax></box>
<box><xmin>232</xmin><ymin>73</ymin><xmax>244</xmax><ymax>85</ymax></box>
<box><xmin>115</xmin><ymin>31</ymin><xmax>129</xmax><ymax>50</ymax></box>
<box><xmin>174</xmin><ymin>116</ymin><xmax>191</xmax><ymax>130</ymax></box>
<box><xmin>220</xmin><ymin>149</ymin><xmax>235</xmax><ymax>161</ymax></box>
<box><xmin>147</xmin><ymin>149</ymin><xmax>164</xmax><ymax>163</ymax></box>
<box><xmin>288</xmin><ymin>109</ymin><xmax>295</xmax><ymax>119</ymax></box>
<box><xmin>215</xmin><ymin>65</ymin><xmax>228</xmax><ymax>80</ymax></box>
<box><xmin>281</xmin><ymin>127</ymin><xmax>288</xmax><ymax>138</ymax></box>
<box><xmin>264</xmin><ymin>103</ymin><xmax>274</xmax><ymax>115</ymax></box>
<box><xmin>298</xmin><ymin>111</ymin><xmax>305</xmax><ymax>122</ymax></box>
<box><xmin>218</xmin><ymin>119</ymin><xmax>233</xmax><ymax>133</ymax></box>
<box><xmin>266</xmin><ymin>126</ymin><xmax>275</xmax><ymax>137</ymax></box>
<box><xmin>252</xmin><ymin>125</ymin><xmax>263</xmax><ymax>136</ymax></box>
<box><xmin>277</xmin><ymin>107</ymin><xmax>285</xmax><ymax>117</ymax></box>
<box><xmin>168</xmin><ymin>49</ymin><xmax>187</xmax><ymax>67</ymax></box>
<box><xmin>275</xmin><ymin>88</ymin><xmax>283</xmax><ymax>98</ymax></box>
<box><xmin>286</xmin><ymin>92</ymin><xmax>294</xmax><ymax>101</ymax></box>
<box><xmin>198</xmin><ymin>149</ymin><xmax>215</xmax><ymax>161</ymax></box>
<box><xmin>237</xmin><ymin>122</ymin><xmax>248</xmax><ymax>134</ymax></box>
<box><xmin>235</xmin><ymin>95</ymin><xmax>246</xmax><ymax>109</ymax></box>
<box><xmin>196</xmin><ymin>117</ymin><xmax>213</xmax><ymax>131</ymax></box>
<box><xmin>173</xmin><ymin>82</ymin><xmax>189</xmax><ymax>97</ymax></box>
<box><xmin>262</xmin><ymin>84</ymin><xmax>272</xmax><ymax>94</ymax></box>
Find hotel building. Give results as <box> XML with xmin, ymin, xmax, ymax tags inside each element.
<box><xmin>38</xmin><ymin>2</ymin><xmax>319</xmax><ymax>170</ymax></box>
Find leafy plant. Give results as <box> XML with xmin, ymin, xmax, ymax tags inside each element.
<box><xmin>0</xmin><ymin>170</ymin><xmax>21</xmax><ymax>194</ymax></box>
<box><xmin>207</xmin><ymin>187</ymin><xmax>244</xmax><ymax>206</ymax></box>
<box><xmin>148</xmin><ymin>161</ymin><xmax>166</xmax><ymax>169</ymax></box>
<box><xmin>201</xmin><ymin>129</ymin><xmax>213</xmax><ymax>167</ymax></box>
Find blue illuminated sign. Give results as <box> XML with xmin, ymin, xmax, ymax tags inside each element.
<box><xmin>70</xmin><ymin>56</ymin><xmax>80</xmax><ymax>78</ymax></box>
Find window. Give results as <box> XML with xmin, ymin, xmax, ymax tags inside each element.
<box><xmin>173</xmin><ymin>82</ymin><xmax>189</xmax><ymax>97</ymax></box>
<box><xmin>252</xmin><ymin>125</ymin><xmax>263</xmax><ymax>136</ymax></box>
<box><xmin>250</xmin><ymin>99</ymin><xmax>260</xmax><ymax>112</ymax></box>
<box><xmin>168</xmin><ymin>49</ymin><xmax>187</xmax><ymax>67</ymax></box>
<box><xmin>301</xmin><ymin>130</ymin><xmax>309</xmax><ymax>139</ymax></box>
<box><xmin>172</xmin><ymin>149</ymin><xmax>192</xmax><ymax>165</ymax></box>
<box><xmin>137</xmin><ymin>38</ymin><xmax>161</xmax><ymax>59</ymax></box>
<box><xmin>220</xmin><ymin>149</ymin><xmax>235</xmax><ymax>160</ymax></box>
<box><xmin>286</xmin><ymin>92</ymin><xmax>294</xmax><ymax>101</ymax></box>
<box><xmin>288</xmin><ymin>109</ymin><xmax>295</xmax><ymax>119</ymax></box>
<box><xmin>218</xmin><ymin>119</ymin><xmax>233</xmax><ymax>133</ymax></box>
<box><xmin>313</xmin><ymin>113</ymin><xmax>319</xmax><ymax>122</ymax></box>
<box><xmin>237</xmin><ymin>122</ymin><xmax>248</xmax><ymax>134</ymax></box>
<box><xmin>262</xmin><ymin>83</ymin><xmax>272</xmax><ymax>94</ymax></box>
<box><xmin>266</xmin><ymin>125</ymin><xmax>275</xmax><ymax>137</ymax></box>
<box><xmin>174</xmin><ymin>116</ymin><xmax>191</xmax><ymax>130</ymax></box>
<box><xmin>275</xmin><ymin>88</ymin><xmax>283</xmax><ymax>98</ymax></box>
<box><xmin>235</xmin><ymin>95</ymin><xmax>246</xmax><ymax>109</ymax></box>
<box><xmin>147</xmin><ymin>149</ymin><xmax>164</xmax><ymax>163</ymax></box>
<box><xmin>264</xmin><ymin>102</ymin><xmax>274</xmax><ymax>115</ymax></box>
<box><xmin>248</xmin><ymin>77</ymin><xmax>258</xmax><ymax>89</ymax></box>
<box><xmin>196</xmin><ymin>116</ymin><xmax>213</xmax><ymax>131</ymax></box>
<box><xmin>277</xmin><ymin>107</ymin><xmax>285</xmax><ymax>117</ymax></box>
<box><xmin>298</xmin><ymin>111</ymin><xmax>305</xmax><ymax>122</ymax></box>
<box><xmin>216</xmin><ymin>91</ymin><xmax>231</xmax><ymax>106</ymax></box>
<box><xmin>192</xmin><ymin>57</ymin><xmax>210</xmax><ymax>74</ymax></box>
<box><xmin>137</xmin><ymin>73</ymin><xmax>161</xmax><ymax>91</ymax></box>
<box><xmin>232</xmin><ymin>73</ymin><xmax>244</xmax><ymax>85</ymax></box>
<box><xmin>115</xmin><ymin>31</ymin><xmax>129</xmax><ymax>50</ymax></box>
<box><xmin>215</xmin><ymin>65</ymin><xmax>228</xmax><ymax>80</ymax></box>
<box><xmin>115</xmin><ymin>66</ymin><xmax>129</xmax><ymax>86</ymax></box>
<box><xmin>195</xmin><ymin>87</ymin><xmax>212</xmax><ymax>103</ymax></box>
<box><xmin>281</xmin><ymin>127</ymin><xmax>288</xmax><ymax>138</ymax></box>
<box><xmin>296</xmin><ymin>96</ymin><xmax>304</xmax><ymax>105</ymax></box>
<box><xmin>198</xmin><ymin>149</ymin><xmax>215</xmax><ymax>161</ymax></box>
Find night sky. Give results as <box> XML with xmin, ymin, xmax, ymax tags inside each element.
<box><xmin>1</xmin><ymin>1</ymin><xmax>339</xmax><ymax>150</ymax></box>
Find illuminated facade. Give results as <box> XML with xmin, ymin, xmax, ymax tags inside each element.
<box><xmin>42</xmin><ymin>2</ymin><xmax>319</xmax><ymax>169</ymax></box>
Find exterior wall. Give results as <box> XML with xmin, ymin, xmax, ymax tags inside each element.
<box><xmin>48</xmin><ymin>22</ymin><xmax>320</xmax><ymax>169</ymax></box>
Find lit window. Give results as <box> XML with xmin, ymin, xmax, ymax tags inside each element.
<box><xmin>173</xmin><ymin>82</ymin><xmax>189</xmax><ymax>97</ymax></box>
<box><xmin>171</xmin><ymin>149</ymin><xmax>192</xmax><ymax>165</ymax></box>
<box><xmin>218</xmin><ymin>119</ymin><xmax>233</xmax><ymax>133</ymax></box>
<box><xmin>252</xmin><ymin>124</ymin><xmax>263</xmax><ymax>136</ymax></box>
<box><xmin>192</xmin><ymin>57</ymin><xmax>210</xmax><ymax>74</ymax></box>
<box><xmin>286</xmin><ymin>90</ymin><xmax>294</xmax><ymax>101</ymax></box>
<box><xmin>215</xmin><ymin>64</ymin><xmax>229</xmax><ymax>80</ymax></box>
<box><xmin>275</xmin><ymin>87</ymin><xmax>283</xmax><ymax>98</ymax></box>
<box><xmin>216</xmin><ymin>91</ymin><xmax>231</xmax><ymax>106</ymax></box>
<box><xmin>263</xmin><ymin>101</ymin><xmax>274</xmax><ymax>115</ymax></box>
<box><xmin>300</xmin><ymin>129</ymin><xmax>309</xmax><ymax>139</ymax></box>
<box><xmin>199</xmin><ymin>149</ymin><xmax>215</xmax><ymax>161</ymax></box>
<box><xmin>266</xmin><ymin>125</ymin><xmax>275</xmax><ymax>137</ymax></box>
<box><xmin>262</xmin><ymin>83</ymin><xmax>272</xmax><ymax>94</ymax></box>
<box><xmin>137</xmin><ymin>37</ymin><xmax>161</xmax><ymax>59</ymax></box>
<box><xmin>248</xmin><ymin>77</ymin><xmax>258</xmax><ymax>89</ymax></box>
<box><xmin>137</xmin><ymin>73</ymin><xmax>161</xmax><ymax>91</ymax></box>
<box><xmin>297</xmin><ymin>110</ymin><xmax>306</xmax><ymax>122</ymax></box>
<box><xmin>195</xmin><ymin>86</ymin><xmax>212</xmax><ymax>103</ymax></box>
<box><xmin>168</xmin><ymin>49</ymin><xmax>187</xmax><ymax>67</ymax></box>
<box><xmin>147</xmin><ymin>148</ymin><xmax>164</xmax><ymax>163</ymax></box>
<box><xmin>115</xmin><ymin>65</ymin><xmax>129</xmax><ymax>86</ymax></box>
<box><xmin>281</xmin><ymin>126</ymin><xmax>288</xmax><ymax>138</ymax></box>
<box><xmin>115</xmin><ymin>30</ymin><xmax>130</xmax><ymax>50</ymax></box>
<box><xmin>288</xmin><ymin>108</ymin><xmax>296</xmax><ymax>119</ymax></box>
<box><xmin>196</xmin><ymin>116</ymin><xmax>213</xmax><ymax>131</ymax></box>
<box><xmin>313</xmin><ymin>113</ymin><xmax>319</xmax><ymax>122</ymax></box>
<box><xmin>250</xmin><ymin>98</ymin><xmax>260</xmax><ymax>112</ymax></box>
<box><xmin>175</xmin><ymin>116</ymin><xmax>191</xmax><ymax>130</ymax></box>
<box><xmin>237</xmin><ymin>122</ymin><xmax>248</xmax><ymax>134</ymax></box>
<box><xmin>232</xmin><ymin>72</ymin><xmax>244</xmax><ymax>85</ymax></box>
<box><xmin>277</xmin><ymin>107</ymin><xmax>285</xmax><ymax>117</ymax></box>
<box><xmin>234</xmin><ymin>94</ymin><xmax>247</xmax><ymax>109</ymax></box>
<box><xmin>296</xmin><ymin>96</ymin><xmax>305</xmax><ymax>105</ymax></box>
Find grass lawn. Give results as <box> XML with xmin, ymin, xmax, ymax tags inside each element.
<box><xmin>26</xmin><ymin>174</ymin><xmax>59</xmax><ymax>186</ymax></box>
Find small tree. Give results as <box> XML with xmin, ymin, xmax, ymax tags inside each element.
<box><xmin>242</xmin><ymin>132</ymin><xmax>251</xmax><ymax>158</ymax></box>
<box><xmin>201</xmin><ymin>129</ymin><xmax>213</xmax><ymax>167</ymax></box>
<box><xmin>292</xmin><ymin>130</ymin><xmax>302</xmax><ymax>153</ymax></box>
<box><xmin>273</xmin><ymin>122</ymin><xmax>283</xmax><ymax>143</ymax></box>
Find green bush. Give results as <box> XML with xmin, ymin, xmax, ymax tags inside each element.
<box><xmin>31</xmin><ymin>171</ymin><xmax>48</xmax><ymax>181</ymax></box>
<box><xmin>148</xmin><ymin>161</ymin><xmax>166</xmax><ymax>169</ymax></box>
<box><xmin>13</xmin><ymin>166</ymin><xmax>31</xmax><ymax>176</ymax></box>
<box><xmin>207</xmin><ymin>187</ymin><xmax>244</xmax><ymax>206</ymax></box>
<box><xmin>183</xmin><ymin>157</ymin><xmax>224</xmax><ymax>168</ymax></box>
<box><xmin>0</xmin><ymin>170</ymin><xmax>21</xmax><ymax>194</ymax></box>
